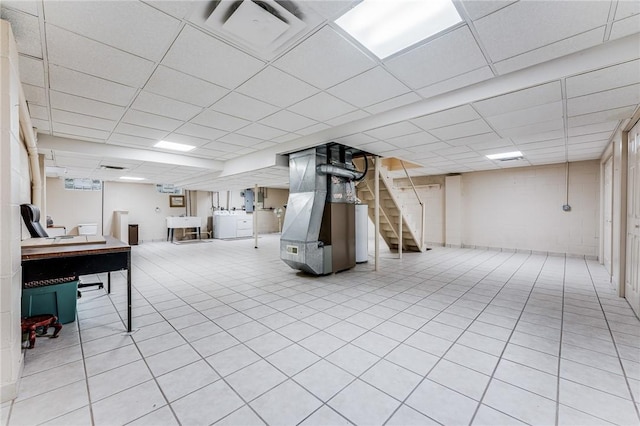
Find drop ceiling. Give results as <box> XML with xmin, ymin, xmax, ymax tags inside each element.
<box><xmin>2</xmin><ymin>0</ymin><xmax>639</xmax><ymax>191</ymax></box>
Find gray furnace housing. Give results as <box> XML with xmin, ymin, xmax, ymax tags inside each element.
<box><xmin>280</xmin><ymin>144</ymin><xmax>366</xmax><ymax>275</ymax></box>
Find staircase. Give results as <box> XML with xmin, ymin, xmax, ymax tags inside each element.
<box><xmin>356</xmin><ymin>160</ymin><xmax>425</xmax><ymax>252</ymax></box>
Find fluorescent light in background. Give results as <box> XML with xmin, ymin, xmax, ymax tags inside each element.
<box><xmin>119</xmin><ymin>176</ymin><xmax>146</xmax><ymax>181</ymax></box>
<box><xmin>486</xmin><ymin>151</ymin><xmax>523</xmax><ymax>160</ymax></box>
<box><xmin>335</xmin><ymin>0</ymin><xmax>462</xmax><ymax>59</ymax></box>
<box><xmin>154</xmin><ymin>140</ymin><xmax>195</xmax><ymax>152</ymax></box>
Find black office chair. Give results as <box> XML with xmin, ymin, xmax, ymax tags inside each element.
<box><xmin>20</xmin><ymin>204</ymin><xmax>103</xmax><ymax>297</ymax></box>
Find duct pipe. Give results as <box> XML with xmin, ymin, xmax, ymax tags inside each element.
<box><xmin>316</xmin><ymin>164</ymin><xmax>365</xmax><ymax>181</ymax></box>
<box><xmin>18</xmin><ymin>85</ymin><xmax>42</xmax><ymax>207</ymax></box>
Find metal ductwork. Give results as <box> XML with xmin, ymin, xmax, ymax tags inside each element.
<box><xmin>280</xmin><ymin>143</ymin><xmax>367</xmax><ymax>275</ymax></box>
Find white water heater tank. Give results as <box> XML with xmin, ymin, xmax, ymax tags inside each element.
<box><xmin>355</xmin><ymin>204</ymin><xmax>368</xmax><ymax>263</ymax></box>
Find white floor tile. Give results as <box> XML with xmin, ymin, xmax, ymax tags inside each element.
<box><xmin>406</xmin><ymin>379</ymin><xmax>478</xmax><ymax>425</ymax></box>
<box><xmin>156</xmin><ymin>359</ymin><xmax>220</xmax><ymax>402</ymax></box>
<box><xmin>205</xmin><ymin>344</ymin><xmax>260</xmax><ymax>377</ymax></box>
<box><xmin>171</xmin><ymin>380</ymin><xmax>244</xmax><ymax>425</ymax></box>
<box><xmin>385</xmin><ymin>404</ymin><xmax>440</xmax><ymax>426</ymax></box>
<box><xmin>250</xmin><ymin>380</ymin><xmax>322</xmax><ymax>426</ymax></box>
<box><xmin>92</xmin><ymin>380</ymin><xmax>166</xmax><ymax>425</ymax></box>
<box><xmin>326</xmin><ymin>343</ymin><xmax>380</xmax><ymax>376</ymax></box>
<box><xmin>215</xmin><ymin>405</ymin><xmax>265</xmax><ymax>426</ymax></box>
<box><xmin>329</xmin><ymin>379</ymin><xmax>400</xmax><ymax>425</ymax></box>
<box><xmin>266</xmin><ymin>344</ymin><xmax>320</xmax><ymax>376</ymax></box>
<box><xmin>294</xmin><ymin>359</ymin><xmax>355</xmax><ymax>401</ymax></box>
<box><xmin>226</xmin><ymin>360</ymin><xmax>287</xmax><ymax>401</ymax></box>
<box><xmin>361</xmin><ymin>359</ymin><xmax>422</xmax><ymax>401</ymax></box>
<box><xmin>483</xmin><ymin>379</ymin><xmax>557</xmax><ymax>425</ymax></box>
<box><xmin>428</xmin><ymin>359</ymin><xmax>491</xmax><ymax>400</ymax></box>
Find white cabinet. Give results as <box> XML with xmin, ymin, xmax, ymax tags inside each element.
<box><xmin>214</xmin><ymin>212</ymin><xmax>253</xmax><ymax>239</ymax></box>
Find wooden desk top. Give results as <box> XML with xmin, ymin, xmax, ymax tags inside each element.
<box><xmin>22</xmin><ymin>236</ymin><xmax>130</xmax><ymax>261</ymax></box>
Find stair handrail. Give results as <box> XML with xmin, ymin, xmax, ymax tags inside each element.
<box><xmin>399</xmin><ymin>160</ymin><xmax>425</xmax><ymax>251</ymax></box>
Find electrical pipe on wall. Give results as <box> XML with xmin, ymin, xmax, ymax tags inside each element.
<box><xmin>18</xmin><ymin>84</ymin><xmax>42</xmax><ymax>208</ymax></box>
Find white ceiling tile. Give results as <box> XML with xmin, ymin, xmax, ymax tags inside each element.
<box><xmin>236</xmin><ymin>66</ymin><xmax>319</xmax><ymax>108</ymax></box>
<box><xmin>174</xmin><ymin>123</ymin><xmax>227</xmax><ymax>141</ymax></box>
<box><xmin>114</xmin><ymin>123</ymin><xmax>168</xmax><ymax>140</ymax></box>
<box><xmin>430</xmin><ymin>119</ymin><xmax>494</xmax><ymax>140</ymax></box>
<box><xmin>412</xmin><ymin>105</ymin><xmax>480</xmax><ymax>130</ymax></box>
<box><xmin>122</xmin><ymin>110</ymin><xmax>183</xmax><ymax>132</ymax></box>
<box><xmin>568</xmin><ymin>132</ymin><xmax>611</xmax><ymax>145</ymax></box>
<box><xmin>493</xmin><ymin>28</ymin><xmax>605</xmax><ymax>75</ymax></box>
<box><xmin>2</xmin><ymin>1</ymin><xmax>38</xmax><ymax>16</ymax></box>
<box><xmin>23</xmin><ymin>84</ymin><xmax>46</xmax><ymax>105</ymax></box>
<box><xmin>18</xmin><ymin>55</ymin><xmax>44</xmax><ymax>86</ymax></box>
<box><xmin>364</xmin><ymin>122</ymin><xmax>422</xmax><ymax>140</ymax></box>
<box><xmin>473</xmin><ymin>82</ymin><xmax>561</xmax><ymax>117</ymax></box>
<box><xmin>296</xmin><ymin>122</ymin><xmax>331</xmax><ymax>136</ymax></box>
<box><xmin>357</xmin><ymin>140</ymin><xmax>396</xmax><ymax>154</ymax></box>
<box><xmin>610</xmin><ymin>12</ymin><xmax>640</xmax><ymax>40</ymax></box>
<box><xmin>288</xmin><ymin>92</ymin><xmax>357</xmax><ymax>122</ymax></box>
<box><xmin>162</xmin><ymin>26</ymin><xmax>265</xmax><ymax>89</ymax></box>
<box><xmin>272</xmin><ymin>133</ymin><xmax>301</xmax><ymax>144</ymax></box>
<box><xmin>511</xmin><ymin>129</ymin><xmax>564</xmax><ymax>144</ymax></box>
<box><xmin>259</xmin><ymin>110</ymin><xmax>317</xmax><ymax>133</ymax></box>
<box><xmin>210</xmin><ymin>92</ymin><xmax>279</xmax><ymax>121</ymax></box>
<box><xmin>461</xmin><ymin>0</ymin><xmax>516</xmax><ymax>20</ymax></box>
<box><xmin>49</xmin><ymin>91</ymin><xmax>125</xmax><ymax>121</ymax></box>
<box><xmin>328</xmin><ymin>67</ymin><xmax>410</xmax><ymax>108</ymax></box>
<box><xmin>141</xmin><ymin>1</ymin><xmax>197</xmax><ymax>19</ymax></box>
<box><xmin>27</xmin><ymin>104</ymin><xmax>48</xmax><ymax>120</ymax></box>
<box><xmin>515</xmin><ymin>138</ymin><xmax>565</xmax><ymax>151</ymax></box>
<box><xmin>566</xmin><ymin>60</ymin><xmax>640</xmax><ymax>98</ymax></box>
<box><xmin>485</xmin><ymin>101</ymin><xmax>563</xmax><ymax>130</ymax></box>
<box><xmin>1</xmin><ymin>8</ymin><xmax>41</xmax><ymax>58</ymax></box>
<box><xmin>163</xmin><ymin>133</ymin><xmax>210</xmax><ymax>147</ymax></box>
<box><xmin>365</xmin><ymin>92</ymin><xmax>422</xmax><ymax>115</ymax></box>
<box><xmin>568</xmin><ymin>121</ymin><xmax>617</xmax><ymax>137</ymax></box>
<box><xmin>444</xmin><ymin>131</ymin><xmax>502</xmax><ymax>147</ymax></box>
<box><xmin>108</xmin><ymin>133</ymin><xmax>157</xmax><ymax>148</ymax></box>
<box><xmin>31</xmin><ymin>118</ymin><xmax>50</xmax><ymax>132</ymax></box>
<box><xmin>236</xmin><ymin>123</ymin><xmax>287</xmax><ymax>140</ymax></box>
<box><xmin>417</xmin><ymin>67</ymin><xmax>495</xmax><ymax>100</ymax></box>
<box><xmin>387</xmin><ymin>132</ymin><xmax>439</xmax><ymax>148</ymax></box>
<box><xmin>475</xmin><ymin>1</ymin><xmax>610</xmax><ymax>62</ymax></box>
<box><xmin>46</xmin><ymin>25</ymin><xmax>155</xmax><ymax>87</ymax></box>
<box><xmin>274</xmin><ymin>25</ymin><xmax>376</xmax><ymax>90</ymax></box>
<box><xmin>49</xmin><ymin>65</ymin><xmax>137</xmax><ymax>106</ymax></box>
<box><xmin>615</xmin><ymin>1</ymin><xmax>640</xmax><ymax>20</ymax></box>
<box><xmin>307</xmin><ymin>1</ymin><xmax>356</xmax><ymax>20</ymax></box>
<box><xmin>216</xmin><ymin>133</ymin><xmax>262</xmax><ymax>148</ymax></box>
<box><xmin>498</xmin><ymin>119</ymin><xmax>564</xmax><ymax>138</ymax></box>
<box><xmin>131</xmin><ymin>91</ymin><xmax>202</xmax><ymax>121</ymax></box>
<box><xmin>334</xmin><ymin>133</ymin><xmax>378</xmax><ymax>147</ymax></box>
<box><xmin>471</xmin><ymin>138</ymin><xmax>517</xmax><ymax>153</ymax></box>
<box><xmin>53</xmin><ymin>123</ymin><xmax>110</xmax><ymax>140</ymax></box>
<box><xmin>51</xmin><ymin>109</ymin><xmax>116</xmax><ymax>132</ymax></box>
<box><xmin>567</xmin><ymin>105</ymin><xmax>636</xmax><ymax>127</ymax></box>
<box><xmin>190</xmin><ymin>109</ymin><xmax>250</xmax><ymax>132</ymax></box>
<box><xmin>145</xmin><ymin>65</ymin><xmax>229</xmax><ymax>108</ymax></box>
<box><xmin>326</xmin><ymin>110</ymin><xmax>370</xmax><ymax>126</ymax></box>
<box><xmin>43</xmin><ymin>0</ymin><xmax>181</xmax><ymax>60</ymax></box>
<box><xmin>385</xmin><ymin>26</ymin><xmax>487</xmax><ymax>90</ymax></box>
<box><xmin>567</xmin><ymin>84</ymin><xmax>640</xmax><ymax>116</ymax></box>
<box><xmin>202</xmin><ymin>141</ymin><xmax>244</xmax><ymax>153</ymax></box>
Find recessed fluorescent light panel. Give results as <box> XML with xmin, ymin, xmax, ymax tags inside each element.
<box><xmin>335</xmin><ymin>0</ymin><xmax>463</xmax><ymax>59</ymax></box>
<box><xmin>486</xmin><ymin>151</ymin><xmax>523</xmax><ymax>160</ymax></box>
<box><xmin>154</xmin><ymin>140</ymin><xmax>195</xmax><ymax>152</ymax></box>
<box><xmin>119</xmin><ymin>176</ymin><xmax>146</xmax><ymax>181</ymax></box>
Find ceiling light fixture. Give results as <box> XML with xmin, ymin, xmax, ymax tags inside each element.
<box><xmin>119</xmin><ymin>176</ymin><xmax>146</xmax><ymax>181</ymax></box>
<box><xmin>154</xmin><ymin>140</ymin><xmax>195</xmax><ymax>152</ymax></box>
<box><xmin>486</xmin><ymin>151</ymin><xmax>524</xmax><ymax>160</ymax></box>
<box><xmin>335</xmin><ymin>0</ymin><xmax>462</xmax><ymax>59</ymax></box>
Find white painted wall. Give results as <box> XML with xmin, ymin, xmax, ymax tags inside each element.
<box><xmin>0</xmin><ymin>19</ymin><xmax>30</xmax><ymax>402</ymax></box>
<box><xmin>459</xmin><ymin>161</ymin><xmax>600</xmax><ymax>256</ymax></box>
<box><xmin>103</xmin><ymin>181</ymin><xmax>186</xmax><ymax>242</ymax></box>
<box><xmin>46</xmin><ymin>177</ymin><xmax>102</xmax><ymax>235</ymax></box>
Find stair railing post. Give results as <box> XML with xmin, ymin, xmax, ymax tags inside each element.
<box><xmin>399</xmin><ymin>160</ymin><xmax>425</xmax><ymax>252</ymax></box>
<box><xmin>399</xmin><ymin>203</ymin><xmax>403</xmax><ymax>259</ymax></box>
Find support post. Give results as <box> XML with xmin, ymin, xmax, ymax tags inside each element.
<box><xmin>399</xmin><ymin>204</ymin><xmax>403</xmax><ymax>259</ymax></box>
<box><xmin>374</xmin><ymin>157</ymin><xmax>380</xmax><ymax>271</ymax></box>
<box><xmin>254</xmin><ymin>184</ymin><xmax>258</xmax><ymax>248</ymax></box>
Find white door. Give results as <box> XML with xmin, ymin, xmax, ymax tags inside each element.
<box><xmin>604</xmin><ymin>156</ymin><xmax>613</xmax><ymax>276</ymax></box>
<box><xmin>626</xmin><ymin>122</ymin><xmax>640</xmax><ymax>317</ymax></box>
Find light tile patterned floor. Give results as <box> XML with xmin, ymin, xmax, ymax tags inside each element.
<box><xmin>4</xmin><ymin>234</ymin><xmax>640</xmax><ymax>425</ymax></box>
